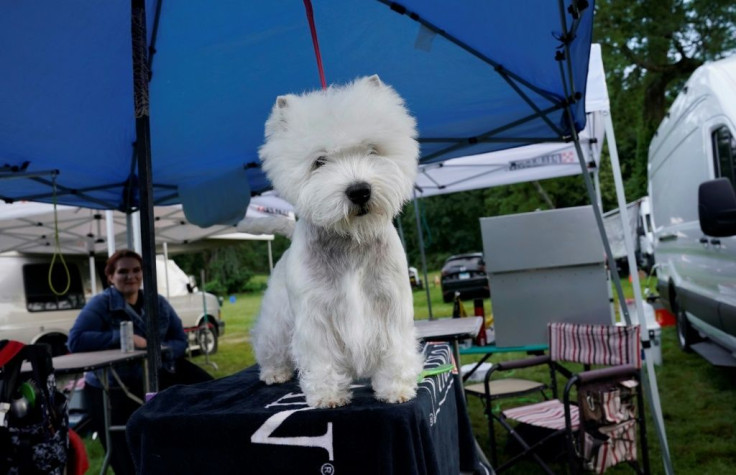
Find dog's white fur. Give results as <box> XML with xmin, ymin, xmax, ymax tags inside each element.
<box><xmin>252</xmin><ymin>75</ymin><xmax>424</xmax><ymax>408</ymax></box>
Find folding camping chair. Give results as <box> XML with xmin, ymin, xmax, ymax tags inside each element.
<box><xmin>464</xmin><ymin>353</ymin><xmax>555</xmax><ymax>467</ymax></box>
<box><xmin>494</xmin><ymin>323</ymin><xmax>650</xmax><ymax>474</ymax></box>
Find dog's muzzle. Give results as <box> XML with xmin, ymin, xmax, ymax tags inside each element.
<box><xmin>346</xmin><ymin>182</ymin><xmax>372</xmax><ymax>214</ymax></box>
<box><xmin>346</xmin><ymin>182</ymin><xmax>371</xmax><ymax>204</ymax></box>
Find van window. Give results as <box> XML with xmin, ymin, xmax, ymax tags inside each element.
<box><xmin>23</xmin><ymin>263</ymin><xmax>86</xmax><ymax>312</ymax></box>
<box><xmin>712</xmin><ymin>126</ymin><xmax>736</xmax><ymax>186</ymax></box>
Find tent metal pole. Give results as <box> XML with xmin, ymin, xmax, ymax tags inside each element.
<box><xmin>21</xmin><ymin>177</ymin><xmax>119</xmax><ymax>209</ymax></box>
<box><xmin>396</xmin><ymin>216</ymin><xmax>406</xmax><ymax>250</ymax></box>
<box><xmin>88</xmin><ymin>244</ymin><xmax>98</xmax><ymax>296</ymax></box>
<box><xmin>413</xmin><ymin>190</ymin><xmax>433</xmax><ymax>320</ymax></box>
<box><xmin>163</xmin><ymin>242</ymin><xmax>170</xmax><ymax>300</ymax></box>
<box><xmin>126</xmin><ymin>213</ymin><xmax>134</xmax><ymax>250</ymax></box>
<box><xmin>604</xmin><ymin>111</ymin><xmax>674</xmax><ymax>475</ymax></box>
<box><xmin>569</xmin><ymin>130</ymin><xmax>630</xmax><ymax>325</ymax></box>
<box><xmin>566</xmin><ymin>91</ymin><xmax>673</xmax><ymax>474</ymax></box>
<box><xmin>267</xmin><ymin>240</ymin><xmax>273</xmax><ymax>272</ymax></box>
<box><xmin>592</xmin><ymin>167</ymin><xmax>616</xmax><ymax>324</ymax></box>
<box><xmin>131</xmin><ymin>0</ymin><xmax>160</xmax><ymax>393</ymax></box>
<box><xmin>420</xmin><ymin>103</ymin><xmax>565</xmax><ymax>164</ymax></box>
<box><xmin>105</xmin><ymin>210</ymin><xmax>116</xmax><ymax>256</ymax></box>
<box><xmin>132</xmin><ymin>210</ymin><xmax>142</xmax><ymax>255</ymax></box>
<box><xmin>532</xmin><ymin>181</ymin><xmax>555</xmax><ymax>209</ymax></box>
<box><xmin>379</xmin><ymin>0</ymin><xmax>561</xmax><ymax>105</ymax></box>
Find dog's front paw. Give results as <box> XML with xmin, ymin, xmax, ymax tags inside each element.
<box><xmin>259</xmin><ymin>367</ymin><xmax>294</xmax><ymax>385</ymax></box>
<box><xmin>374</xmin><ymin>382</ymin><xmax>417</xmax><ymax>404</ymax></box>
<box><xmin>305</xmin><ymin>390</ymin><xmax>352</xmax><ymax>409</ymax></box>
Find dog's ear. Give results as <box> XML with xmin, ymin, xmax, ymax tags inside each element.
<box><xmin>366</xmin><ymin>75</ymin><xmax>383</xmax><ymax>87</ymax></box>
<box><xmin>276</xmin><ymin>95</ymin><xmax>291</xmax><ymax>109</ymax></box>
<box><xmin>269</xmin><ymin>95</ymin><xmax>294</xmax><ymax>130</ymax></box>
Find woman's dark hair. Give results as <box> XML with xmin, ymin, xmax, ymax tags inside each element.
<box><xmin>105</xmin><ymin>249</ymin><xmax>143</xmax><ymax>278</ymax></box>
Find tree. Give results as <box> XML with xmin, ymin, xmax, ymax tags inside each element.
<box><xmin>594</xmin><ymin>0</ymin><xmax>736</xmax><ymax>198</ymax></box>
<box><xmin>398</xmin><ymin>189</ymin><xmax>489</xmax><ymax>269</ymax></box>
<box><xmin>173</xmin><ymin>237</ymin><xmax>291</xmax><ymax>295</ymax></box>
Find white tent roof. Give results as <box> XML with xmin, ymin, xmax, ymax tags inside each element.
<box><xmin>415</xmin><ymin>44</ymin><xmax>608</xmax><ymax>198</ymax></box>
<box><xmin>0</xmin><ymin>193</ymin><xmax>294</xmax><ymax>255</ymax></box>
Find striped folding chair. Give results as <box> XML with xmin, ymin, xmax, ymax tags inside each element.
<box><xmin>494</xmin><ymin>323</ymin><xmax>650</xmax><ymax>475</ymax></box>
<box><xmin>464</xmin><ymin>354</ymin><xmax>555</xmax><ymax>468</ymax></box>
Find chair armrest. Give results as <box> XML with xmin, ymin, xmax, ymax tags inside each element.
<box><xmin>495</xmin><ymin>354</ymin><xmax>550</xmax><ymax>371</ymax></box>
<box><xmin>576</xmin><ymin>364</ymin><xmax>638</xmax><ymax>384</ymax></box>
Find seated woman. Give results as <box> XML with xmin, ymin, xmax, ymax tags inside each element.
<box><xmin>68</xmin><ymin>249</ymin><xmax>212</xmax><ymax>475</ymax></box>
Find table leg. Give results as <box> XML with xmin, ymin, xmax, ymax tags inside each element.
<box><xmin>451</xmin><ymin>338</ymin><xmax>467</xmax><ymax>402</ymax></box>
<box><xmin>143</xmin><ymin>358</ymin><xmax>150</xmax><ymax>394</ymax></box>
<box><xmin>99</xmin><ymin>368</ymin><xmax>112</xmax><ymax>475</ymax></box>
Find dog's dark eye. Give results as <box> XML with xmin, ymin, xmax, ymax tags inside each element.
<box><xmin>368</xmin><ymin>145</ymin><xmax>378</xmax><ymax>155</ymax></box>
<box><xmin>313</xmin><ymin>156</ymin><xmax>327</xmax><ymax>169</ymax></box>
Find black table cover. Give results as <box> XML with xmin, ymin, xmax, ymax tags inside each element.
<box><xmin>127</xmin><ymin>343</ymin><xmax>489</xmax><ymax>474</ymax></box>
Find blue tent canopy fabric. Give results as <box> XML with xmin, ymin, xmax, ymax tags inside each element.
<box><xmin>0</xmin><ymin>0</ymin><xmax>597</xmax><ymax>402</ymax></box>
<box><xmin>0</xmin><ymin>0</ymin><xmax>594</xmax><ymax>216</ymax></box>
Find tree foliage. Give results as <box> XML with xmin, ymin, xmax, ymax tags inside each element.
<box><xmin>173</xmin><ymin>236</ymin><xmax>290</xmax><ymax>295</ymax></box>
<box><xmin>594</xmin><ymin>0</ymin><xmax>736</xmax><ymax>197</ymax></box>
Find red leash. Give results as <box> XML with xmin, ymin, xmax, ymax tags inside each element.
<box><xmin>303</xmin><ymin>0</ymin><xmax>327</xmax><ymax>89</ymax></box>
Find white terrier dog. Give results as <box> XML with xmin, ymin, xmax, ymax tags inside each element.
<box><xmin>252</xmin><ymin>75</ymin><xmax>424</xmax><ymax>408</ymax></box>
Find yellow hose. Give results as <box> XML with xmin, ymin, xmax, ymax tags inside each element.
<box><xmin>47</xmin><ymin>175</ymin><xmax>71</xmax><ymax>296</ymax></box>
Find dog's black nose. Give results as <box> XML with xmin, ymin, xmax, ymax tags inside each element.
<box><xmin>346</xmin><ymin>182</ymin><xmax>372</xmax><ymax>205</ymax></box>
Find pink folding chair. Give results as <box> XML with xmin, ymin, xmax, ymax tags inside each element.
<box><xmin>494</xmin><ymin>323</ymin><xmax>650</xmax><ymax>474</ymax></box>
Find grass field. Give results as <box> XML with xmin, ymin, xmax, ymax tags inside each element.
<box><xmin>83</xmin><ymin>272</ymin><xmax>736</xmax><ymax>474</ymax></box>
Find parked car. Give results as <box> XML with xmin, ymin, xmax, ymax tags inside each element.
<box><xmin>648</xmin><ymin>54</ymin><xmax>736</xmax><ymax>366</ymax></box>
<box><xmin>408</xmin><ymin>266</ymin><xmax>423</xmax><ymax>290</ymax></box>
<box><xmin>440</xmin><ymin>252</ymin><xmax>490</xmax><ymax>303</ymax></box>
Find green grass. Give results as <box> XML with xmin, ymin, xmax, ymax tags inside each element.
<box><xmin>82</xmin><ymin>272</ymin><xmax>736</xmax><ymax>474</ymax></box>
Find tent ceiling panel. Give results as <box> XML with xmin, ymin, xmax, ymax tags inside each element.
<box><xmin>0</xmin><ymin>0</ymin><xmax>594</xmax><ymax>214</ymax></box>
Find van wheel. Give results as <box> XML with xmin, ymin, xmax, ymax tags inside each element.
<box><xmin>197</xmin><ymin>322</ymin><xmax>218</xmax><ymax>355</ymax></box>
<box><xmin>37</xmin><ymin>335</ymin><xmax>70</xmax><ymax>357</ymax></box>
<box><xmin>675</xmin><ymin>296</ymin><xmax>701</xmax><ymax>352</ymax></box>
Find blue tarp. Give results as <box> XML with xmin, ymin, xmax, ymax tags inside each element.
<box><xmin>0</xmin><ymin>0</ymin><xmax>594</xmax><ymax>215</ymax></box>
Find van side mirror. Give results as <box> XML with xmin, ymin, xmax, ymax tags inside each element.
<box><xmin>699</xmin><ymin>178</ymin><xmax>736</xmax><ymax>237</ymax></box>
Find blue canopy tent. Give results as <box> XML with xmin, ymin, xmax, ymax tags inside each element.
<box><xmin>0</xmin><ymin>0</ymin><xmax>592</xmax><ymax>210</ymax></box>
<box><xmin>0</xmin><ymin>1</ymin><xmax>671</xmax><ymax>471</ymax></box>
<box><xmin>0</xmin><ymin>0</ymin><xmax>593</xmax><ymax>380</ymax></box>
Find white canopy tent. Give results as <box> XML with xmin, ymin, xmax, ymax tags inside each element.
<box><xmin>0</xmin><ymin>193</ymin><xmax>295</xmax><ymax>293</ymax></box>
<box><xmin>0</xmin><ymin>192</ymin><xmax>294</xmax><ymax>256</ymax></box>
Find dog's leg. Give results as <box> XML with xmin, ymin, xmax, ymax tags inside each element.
<box><xmin>371</xmin><ymin>331</ymin><xmax>424</xmax><ymax>404</ymax></box>
<box><xmin>292</xmin><ymin>312</ymin><xmax>353</xmax><ymax>408</ymax></box>
<box><xmin>252</xmin><ymin>254</ymin><xmax>295</xmax><ymax>384</ymax></box>
<box><xmin>370</xmin><ymin>232</ymin><xmax>424</xmax><ymax>403</ymax></box>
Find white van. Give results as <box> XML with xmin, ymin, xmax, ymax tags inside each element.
<box><xmin>648</xmin><ymin>54</ymin><xmax>736</xmax><ymax>366</ymax></box>
<box><xmin>638</xmin><ymin>196</ymin><xmax>654</xmax><ymax>271</ymax></box>
<box><xmin>0</xmin><ymin>252</ymin><xmax>224</xmax><ymax>356</ymax></box>
<box><xmin>603</xmin><ymin>196</ymin><xmax>655</xmax><ymax>274</ymax></box>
